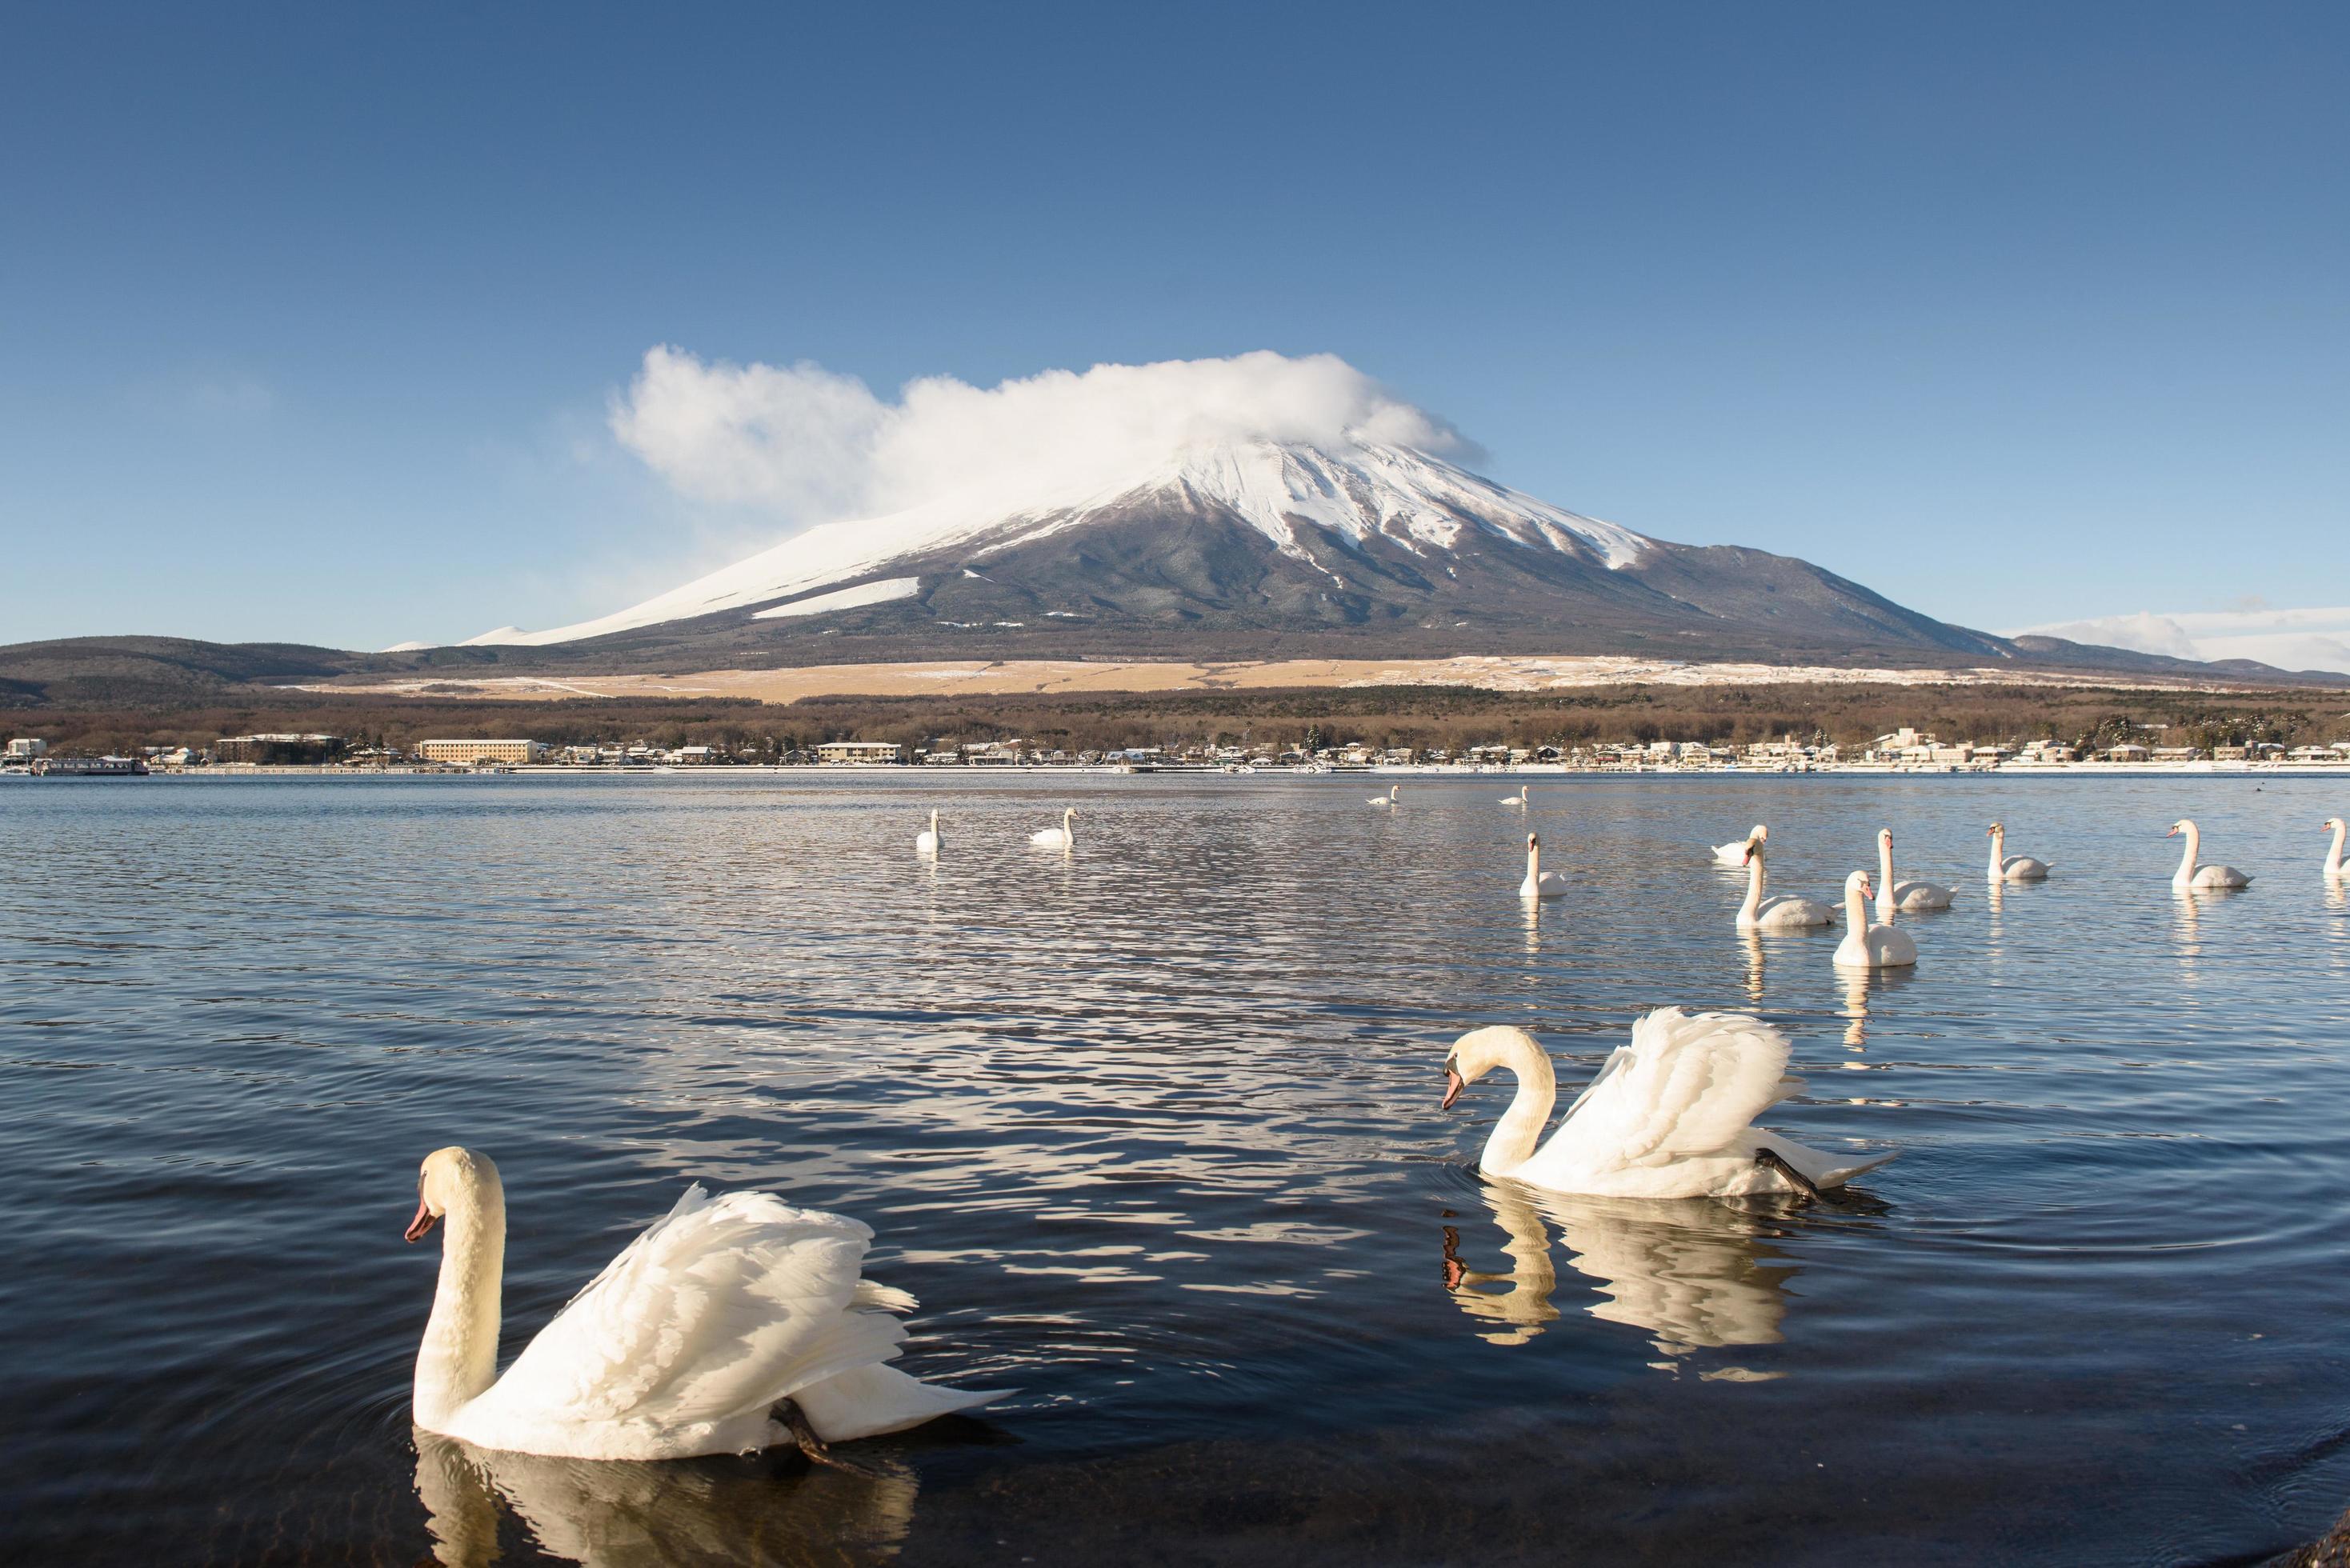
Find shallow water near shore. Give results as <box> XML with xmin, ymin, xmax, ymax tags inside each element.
<box><xmin>5</xmin><ymin>770</ymin><xmax>2349</xmax><ymax>1566</ymax></box>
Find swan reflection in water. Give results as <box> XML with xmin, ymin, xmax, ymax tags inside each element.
<box><xmin>1440</xmin><ymin>1182</ymin><xmax>1796</xmax><ymax>1361</ymax></box>
<box><xmin>415</xmin><ymin>1429</ymin><xmax>917</xmax><ymax>1568</ymax></box>
<box><xmin>1838</xmin><ymin>962</ymin><xmax>1914</xmax><ymax>1052</ymax></box>
<box><xmin>1739</xmin><ymin>931</ymin><xmax>1766</xmax><ymax>1005</ymax></box>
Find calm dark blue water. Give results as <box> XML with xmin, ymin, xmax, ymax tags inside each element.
<box><xmin>4</xmin><ymin>771</ymin><xmax>2348</xmax><ymax>1566</ymax></box>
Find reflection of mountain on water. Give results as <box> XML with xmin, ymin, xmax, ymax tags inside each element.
<box><xmin>415</xmin><ymin>1430</ymin><xmax>917</xmax><ymax>1568</ymax></box>
<box><xmin>1443</xmin><ymin>1184</ymin><xmax>1794</xmax><ymax>1360</ymax></box>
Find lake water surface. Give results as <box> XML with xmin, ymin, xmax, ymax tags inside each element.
<box><xmin>6</xmin><ymin>772</ymin><xmax>2349</xmax><ymax>1566</ymax></box>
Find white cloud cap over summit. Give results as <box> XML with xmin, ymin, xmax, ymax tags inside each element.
<box><xmin>609</xmin><ymin>347</ymin><xmax>1474</xmax><ymax>527</ymax></box>
<box><xmin>2016</xmin><ymin>602</ymin><xmax>2350</xmax><ymax>674</ymax></box>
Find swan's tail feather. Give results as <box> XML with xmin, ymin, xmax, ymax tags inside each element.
<box><xmin>1754</xmin><ymin>1134</ymin><xmax>1896</xmax><ymax>1190</ymax></box>
<box><xmin>791</xmin><ymin>1362</ymin><xmax>1011</xmax><ymax>1443</ymax></box>
<box><xmin>853</xmin><ymin>1280</ymin><xmax>919</xmax><ymax>1314</ymax></box>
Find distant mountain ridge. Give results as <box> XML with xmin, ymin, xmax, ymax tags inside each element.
<box><xmin>5</xmin><ymin>438</ymin><xmax>2342</xmax><ymax>702</ymax></box>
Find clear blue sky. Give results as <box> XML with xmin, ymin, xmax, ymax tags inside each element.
<box><xmin>2</xmin><ymin>2</ymin><xmax>2343</xmax><ymax>650</ymax></box>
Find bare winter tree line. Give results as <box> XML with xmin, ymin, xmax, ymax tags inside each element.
<box><xmin>7</xmin><ymin>681</ymin><xmax>2348</xmax><ymax>761</ymax></box>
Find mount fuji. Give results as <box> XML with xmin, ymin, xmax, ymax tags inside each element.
<box><xmin>440</xmin><ymin>437</ymin><xmax>2015</xmax><ymax>667</ymax></box>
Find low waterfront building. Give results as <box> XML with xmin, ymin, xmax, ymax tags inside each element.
<box><xmin>414</xmin><ymin>738</ymin><xmax>548</xmax><ymax>765</ymax></box>
<box><xmin>815</xmin><ymin>741</ymin><xmax>906</xmax><ymax>765</ymax></box>
<box><xmin>7</xmin><ymin>738</ymin><xmax>47</xmax><ymax>759</ymax></box>
<box><xmin>216</xmin><ymin>733</ymin><xmax>347</xmax><ymax>765</ymax></box>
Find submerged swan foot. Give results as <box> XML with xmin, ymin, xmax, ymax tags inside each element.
<box><xmin>1752</xmin><ymin>1148</ymin><xmax>1824</xmax><ymax>1202</ymax></box>
<box><xmin>775</xmin><ymin>1399</ymin><xmax>885</xmax><ymax>1478</ymax></box>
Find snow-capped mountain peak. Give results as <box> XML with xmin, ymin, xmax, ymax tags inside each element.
<box><xmin>458</xmin><ymin>438</ymin><xmax>1650</xmax><ymax>646</ymax></box>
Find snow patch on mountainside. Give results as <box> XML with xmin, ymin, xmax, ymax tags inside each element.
<box><xmin>452</xmin><ymin>438</ymin><xmax>1650</xmax><ymax>647</ymax></box>
<box><xmin>752</xmin><ymin>576</ymin><xmax>922</xmax><ymax>620</ymax></box>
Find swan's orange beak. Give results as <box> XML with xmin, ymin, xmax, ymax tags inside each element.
<box><xmin>1441</xmin><ymin>1067</ymin><xmax>1464</xmax><ymax>1111</ymax></box>
<box><xmin>406</xmin><ymin>1197</ymin><xmax>438</xmax><ymax>1243</ymax></box>
<box><xmin>2164</xmin><ymin>826</ymin><xmax>2180</xmax><ymax>837</ymax></box>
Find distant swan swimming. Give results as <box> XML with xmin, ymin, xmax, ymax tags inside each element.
<box><xmin>1030</xmin><ymin>807</ymin><xmax>1075</xmax><ymax>849</ymax></box>
<box><xmin>1987</xmin><ymin>821</ymin><xmax>2049</xmax><ymax>882</ymax></box>
<box><xmin>1875</xmin><ymin>828</ymin><xmax>1955</xmax><ymax>917</ymax></box>
<box><xmin>915</xmin><ymin>809</ymin><xmax>942</xmax><ymax>856</ymax></box>
<box><xmin>1833</xmin><ymin>870</ymin><xmax>1917</xmax><ymax>969</ymax></box>
<box><xmin>1369</xmin><ymin>785</ymin><xmax>1399</xmax><ymax>808</ymax></box>
<box><xmin>1519</xmin><ymin>832</ymin><xmax>1568</xmax><ymax>900</ymax></box>
<box><xmin>1439</xmin><ymin>1009</ymin><xmax>1896</xmax><ymax>1199</ymax></box>
<box><xmin>1735</xmin><ymin>841</ymin><xmax>1836</xmax><ymax>930</ymax></box>
<box><xmin>2322</xmin><ymin>817</ymin><xmax>2347</xmax><ymax>881</ymax></box>
<box><xmin>1499</xmin><ymin>785</ymin><xmax>1531</xmax><ymax>807</ymax></box>
<box><xmin>1711</xmin><ymin>825</ymin><xmax>1768</xmax><ymax>866</ymax></box>
<box><xmin>2167</xmin><ymin>818</ymin><xmax>2249</xmax><ymax>889</ymax></box>
<box><xmin>404</xmin><ymin>1147</ymin><xmax>1000</xmax><ymax>1462</ymax></box>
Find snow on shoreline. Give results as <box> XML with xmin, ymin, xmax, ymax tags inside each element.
<box><xmin>280</xmin><ymin>651</ymin><xmax>2294</xmax><ymax>704</ymax></box>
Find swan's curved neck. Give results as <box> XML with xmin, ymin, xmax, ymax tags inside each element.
<box><xmin>1525</xmin><ymin>839</ymin><xmax>1541</xmax><ymax>881</ymax></box>
<box><xmin>1988</xmin><ymin>826</ymin><xmax>2004</xmax><ymax>877</ymax></box>
<box><xmin>414</xmin><ymin>1176</ymin><xmax>505</xmax><ymax>1431</ymax></box>
<box><xmin>930</xmin><ymin>809</ymin><xmax>939</xmax><ymax>829</ymax></box>
<box><xmin>1479</xmin><ymin>1038</ymin><xmax>1557</xmax><ymax>1176</ymax></box>
<box><xmin>1739</xmin><ymin>853</ymin><xmax>1764</xmax><ymax>919</ymax></box>
<box><xmin>1845</xmin><ymin>879</ymin><xmax>1871</xmax><ymax>930</ymax></box>
<box><xmin>1876</xmin><ymin>836</ymin><xmax>1896</xmax><ymax>918</ymax></box>
<box><xmin>2328</xmin><ymin>822</ymin><xmax>2346</xmax><ymax>876</ymax></box>
<box><xmin>2174</xmin><ymin>823</ymin><xmax>2200</xmax><ymax>882</ymax></box>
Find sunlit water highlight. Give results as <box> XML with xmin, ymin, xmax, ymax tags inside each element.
<box><xmin>4</xmin><ymin>772</ymin><xmax>2348</xmax><ymax>1565</ymax></box>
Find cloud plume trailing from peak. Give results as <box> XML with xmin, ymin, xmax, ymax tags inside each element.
<box><xmin>608</xmin><ymin>348</ymin><xmax>1474</xmax><ymax>528</ymax></box>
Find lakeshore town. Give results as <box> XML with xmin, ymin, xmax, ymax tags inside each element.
<box><xmin>9</xmin><ymin>726</ymin><xmax>2350</xmax><ymax>778</ymax></box>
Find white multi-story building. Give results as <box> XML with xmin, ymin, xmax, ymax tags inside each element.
<box><xmin>415</xmin><ymin>738</ymin><xmax>548</xmax><ymax>764</ymax></box>
<box><xmin>815</xmin><ymin>741</ymin><xmax>906</xmax><ymax>765</ymax></box>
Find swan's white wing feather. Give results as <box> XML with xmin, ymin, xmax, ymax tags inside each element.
<box><xmin>1546</xmin><ymin>1009</ymin><xmax>1794</xmax><ymax>1170</ymax></box>
<box><xmin>465</xmin><ymin>1187</ymin><xmax>905</xmax><ymax>1442</ymax></box>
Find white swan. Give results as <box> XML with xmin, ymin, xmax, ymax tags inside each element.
<box><xmin>915</xmin><ymin>809</ymin><xmax>942</xmax><ymax>856</ymax></box>
<box><xmin>1519</xmin><ymin>832</ymin><xmax>1568</xmax><ymax>900</ymax></box>
<box><xmin>1029</xmin><ymin>807</ymin><xmax>1075</xmax><ymax>849</ymax></box>
<box><xmin>2167</xmin><ymin>818</ymin><xmax>2250</xmax><ymax>889</ymax></box>
<box><xmin>1499</xmin><ymin>785</ymin><xmax>1531</xmax><ymax>807</ymax></box>
<box><xmin>1369</xmin><ymin>784</ymin><xmax>1399</xmax><ymax>808</ymax></box>
<box><xmin>405</xmin><ymin>1147</ymin><xmax>999</xmax><ymax>1462</ymax></box>
<box><xmin>1875</xmin><ymin>827</ymin><xmax>1956</xmax><ymax>917</ymax></box>
<box><xmin>1711</xmin><ymin>824</ymin><xmax>1768</xmax><ymax>866</ymax></box>
<box><xmin>1833</xmin><ymin>870</ymin><xmax>1917</xmax><ymax>969</ymax></box>
<box><xmin>1735</xmin><ymin>841</ymin><xmax>1836</xmax><ymax>929</ymax></box>
<box><xmin>1439</xmin><ymin>1009</ymin><xmax>1896</xmax><ymax>1199</ymax></box>
<box><xmin>2323</xmin><ymin>817</ymin><xmax>2347</xmax><ymax>880</ymax></box>
<box><xmin>1987</xmin><ymin>821</ymin><xmax>2050</xmax><ymax>881</ymax></box>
